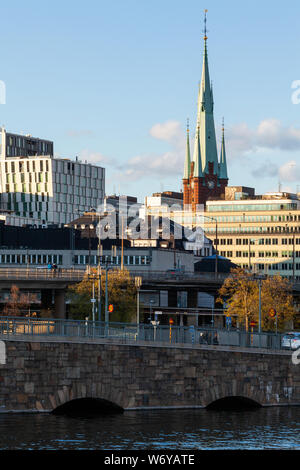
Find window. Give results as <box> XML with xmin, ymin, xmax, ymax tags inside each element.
<box><xmin>177</xmin><ymin>291</ymin><xmax>187</xmax><ymax>308</ymax></box>
<box><xmin>160</xmin><ymin>291</ymin><xmax>168</xmax><ymax>307</ymax></box>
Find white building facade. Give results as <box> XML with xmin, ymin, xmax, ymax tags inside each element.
<box><xmin>0</xmin><ymin>128</ymin><xmax>105</xmax><ymax>225</ymax></box>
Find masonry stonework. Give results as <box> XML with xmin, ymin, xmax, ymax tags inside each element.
<box><xmin>0</xmin><ymin>340</ymin><xmax>299</xmax><ymax>412</ymax></box>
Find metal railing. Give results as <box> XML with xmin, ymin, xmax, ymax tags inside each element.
<box><xmin>0</xmin><ymin>268</ymin><xmax>84</xmax><ymax>282</ymax></box>
<box><xmin>0</xmin><ymin>316</ymin><xmax>294</xmax><ymax>352</ymax></box>
<box><xmin>0</xmin><ymin>267</ymin><xmax>235</xmax><ymax>287</ymax></box>
<box><xmin>128</xmin><ymin>270</ymin><xmax>229</xmax><ymax>282</ymax></box>
<box><xmin>0</xmin><ymin>267</ymin><xmax>297</xmax><ymax>290</ymax></box>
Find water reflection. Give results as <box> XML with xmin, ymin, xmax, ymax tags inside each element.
<box><xmin>0</xmin><ymin>407</ymin><xmax>299</xmax><ymax>450</ymax></box>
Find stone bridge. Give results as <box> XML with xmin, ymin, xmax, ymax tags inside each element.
<box><xmin>0</xmin><ymin>338</ymin><xmax>299</xmax><ymax>413</ymax></box>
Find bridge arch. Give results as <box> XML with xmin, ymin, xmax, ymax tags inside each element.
<box><xmin>52</xmin><ymin>397</ymin><xmax>124</xmax><ymax>416</ymax></box>
<box><xmin>46</xmin><ymin>383</ymin><xmax>128</xmax><ymax>414</ymax></box>
<box><xmin>206</xmin><ymin>396</ymin><xmax>262</xmax><ymax>410</ymax></box>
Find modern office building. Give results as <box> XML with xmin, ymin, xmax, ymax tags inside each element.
<box><xmin>202</xmin><ymin>189</ymin><xmax>300</xmax><ymax>281</ymax></box>
<box><xmin>0</xmin><ymin>127</ymin><xmax>53</xmax><ymax>159</ymax></box>
<box><xmin>0</xmin><ymin>127</ymin><xmax>105</xmax><ymax>225</ymax></box>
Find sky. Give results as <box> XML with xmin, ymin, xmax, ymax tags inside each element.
<box><xmin>0</xmin><ymin>0</ymin><xmax>300</xmax><ymax>202</ymax></box>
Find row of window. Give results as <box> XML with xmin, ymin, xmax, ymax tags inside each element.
<box><xmin>52</xmin><ymin>160</ymin><xmax>104</xmax><ymax>179</ymax></box>
<box><xmin>54</xmin><ymin>174</ymin><xmax>103</xmax><ymax>189</ymax></box>
<box><xmin>4</xmin><ymin>159</ymin><xmax>50</xmax><ymax>173</ymax></box>
<box><xmin>54</xmin><ymin>183</ymin><xmax>102</xmax><ymax>197</ymax></box>
<box><xmin>0</xmin><ymin>254</ymin><xmax>63</xmax><ymax>265</ymax></box>
<box><xmin>207</xmin><ymin>203</ymin><xmax>298</xmax><ymax>212</ymax></box>
<box><xmin>8</xmin><ymin>202</ymin><xmax>49</xmax><ymax>212</ymax></box>
<box><xmin>236</xmin><ymin>262</ymin><xmax>300</xmax><ymax>272</ymax></box>
<box><xmin>140</xmin><ymin>291</ymin><xmax>214</xmax><ymax>309</ymax></box>
<box><xmin>6</xmin><ymin>192</ymin><xmax>49</xmax><ymax>203</ymax></box>
<box><xmin>217</xmin><ymin>238</ymin><xmax>300</xmax><ymax>246</ymax></box>
<box><xmin>74</xmin><ymin>255</ymin><xmax>151</xmax><ymax>266</ymax></box>
<box><xmin>219</xmin><ymin>250</ymin><xmax>300</xmax><ymax>259</ymax></box>
<box><xmin>207</xmin><ymin>227</ymin><xmax>300</xmax><ymax>235</ymax></box>
<box><xmin>6</xmin><ymin>172</ymin><xmax>49</xmax><ymax>184</ymax></box>
<box><xmin>6</xmin><ymin>183</ymin><xmax>49</xmax><ymax>194</ymax></box>
<box><xmin>3</xmin><ymin>158</ymin><xmax>104</xmax><ymax>180</ymax></box>
<box><xmin>207</xmin><ymin>214</ymin><xmax>300</xmax><ymax>223</ymax></box>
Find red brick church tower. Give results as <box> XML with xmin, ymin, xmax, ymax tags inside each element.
<box><xmin>183</xmin><ymin>13</ymin><xmax>228</xmax><ymax>210</ymax></box>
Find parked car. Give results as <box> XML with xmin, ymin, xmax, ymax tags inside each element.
<box><xmin>281</xmin><ymin>332</ymin><xmax>300</xmax><ymax>350</ymax></box>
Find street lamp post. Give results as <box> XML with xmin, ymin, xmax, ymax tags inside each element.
<box><xmin>258</xmin><ymin>277</ymin><xmax>262</xmax><ymax>334</ymax></box>
<box><xmin>135</xmin><ymin>276</ymin><xmax>142</xmax><ymax>325</ymax></box>
<box><xmin>293</xmin><ymin>232</ymin><xmax>296</xmax><ymax>283</ymax></box>
<box><xmin>149</xmin><ymin>300</ymin><xmax>154</xmax><ymax>322</ymax></box>
<box><xmin>105</xmin><ymin>263</ymin><xmax>109</xmax><ymax>325</ymax></box>
<box><xmin>91</xmin><ymin>279</ymin><xmax>95</xmax><ymax>323</ymax></box>
<box><xmin>97</xmin><ymin>260</ymin><xmax>101</xmax><ymax>323</ymax></box>
<box><xmin>253</xmin><ymin>273</ymin><xmax>265</xmax><ymax>337</ymax></box>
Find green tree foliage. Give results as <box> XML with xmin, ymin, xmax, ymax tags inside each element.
<box><xmin>68</xmin><ymin>268</ymin><xmax>137</xmax><ymax>323</ymax></box>
<box><xmin>217</xmin><ymin>268</ymin><xmax>296</xmax><ymax>331</ymax></box>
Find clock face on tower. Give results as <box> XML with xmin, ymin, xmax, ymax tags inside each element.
<box><xmin>207</xmin><ymin>179</ymin><xmax>215</xmax><ymax>189</ymax></box>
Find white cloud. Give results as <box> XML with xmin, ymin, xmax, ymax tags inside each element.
<box><xmin>226</xmin><ymin>118</ymin><xmax>300</xmax><ymax>158</ymax></box>
<box><xmin>150</xmin><ymin>120</ymin><xmax>184</xmax><ymax>143</ymax></box>
<box><xmin>257</xmin><ymin>119</ymin><xmax>300</xmax><ymax>150</ymax></box>
<box><xmin>78</xmin><ymin>149</ymin><xmax>117</xmax><ymax>166</ymax></box>
<box><xmin>77</xmin><ymin>118</ymin><xmax>300</xmax><ymax>187</ymax></box>
<box><xmin>279</xmin><ymin>160</ymin><xmax>300</xmax><ymax>182</ymax></box>
<box><xmin>251</xmin><ymin>161</ymin><xmax>278</xmax><ymax>179</ymax></box>
<box><xmin>115</xmin><ymin>120</ymin><xmax>185</xmax><ymax>182</ymax></box>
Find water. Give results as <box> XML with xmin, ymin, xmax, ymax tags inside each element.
<box><xmin>0</xmin><ymin>407</ymin><xmax>299</xmax><ymax>450</ymax></box>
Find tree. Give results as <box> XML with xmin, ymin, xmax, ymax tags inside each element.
<box><xmin>2</xmin><ymin>285</ymin><xmax>37</xmax><ymax>317</ymax></box>
<box><xmin>68</xmin><ymin>268</ymin><xmax>137</xmax><ymax>323</ymax></box>
<box><xmin>217</xmin><ymin>268</ymin><xmax>296</xmax><ymax>332</ymax></box>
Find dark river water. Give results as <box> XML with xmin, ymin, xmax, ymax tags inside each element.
<box><xmin>0</xmin><ymin>407</ymin><xmax>299</xmax><ymax>450</ymax></box>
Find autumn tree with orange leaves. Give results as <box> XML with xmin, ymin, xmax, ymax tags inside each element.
<box><xmin>217</xmin><ymin>268</ymin><xmax>296</xmax><ymax>331</ymax></box>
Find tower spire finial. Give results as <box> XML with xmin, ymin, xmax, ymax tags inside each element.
<box><xmin>183</xmin><ymin>117</ymin><xmax>191</xmax><ymax>180</ymax></box>
<box><xmin>204</xmin><ymin>9</ymin><xmax>208</xmax><ymax>41</ymax></box>
<box><xmin>219</xmin><ymin>116</ymin><xmax>228</xmax><ymax>180</ymax></box>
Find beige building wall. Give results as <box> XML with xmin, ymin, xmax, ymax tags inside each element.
<box><xmin>203</xmin><ymin>197</ymin><xmax>300</xmax><ymax>280</ymax></box>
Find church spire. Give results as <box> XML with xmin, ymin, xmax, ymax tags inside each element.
<box><xmin>196</xmin><ymin>10</ymin><xmax>219</xmax><ymax>175</ymax></box>
<box><xmin>219</xmin><ymin>118</ymin><xmax>228</xmax><ymax>179</ymax></box>
<box><xmin>182</xmin><ymin>11</ymin><xmax>229</xmax><ymax>208</ymax></box>
<box><xmin>193</xmin><ymin>125</ymin><xmax>204</xmax><ymax>178</ymax></box>
<box><xmin>183</xmin><ymin>119</ymin><xmax>191</xmax><ymax>180</ymax></box>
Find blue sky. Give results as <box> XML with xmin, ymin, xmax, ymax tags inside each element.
<box><xmin>1</xmin><ymin>0</ymin><xmax>300</xmax><ymax>201</ymax></box>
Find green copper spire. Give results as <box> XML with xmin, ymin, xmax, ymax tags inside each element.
<box><xmin>194</xmin><ymin>10</ymin><xmax>219</xmax><ymax>175</ymax></box>
<box><xmin>219</xmin><ymin>118</ymin><xmax>228</xmax><ymax>179</ymax></box>
<box><xmin>193</xmin><ymin>125</ymin><xmax>204</xmax><ymax>177</ymax></box>
<box><xmin>183</xmin><ymin>119</ymin><xmax>191</xmax><ymax>180</ymax></box>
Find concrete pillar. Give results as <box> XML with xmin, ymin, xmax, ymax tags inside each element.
<box><xmin>41</xmin><ymin>289</ymin><xmax>53</xmax><ymax>317</ymax></box>
<box><xmin>54</xmin><ymin>290</ymin><xmax>66</xmax><ymax>319</ymax></box>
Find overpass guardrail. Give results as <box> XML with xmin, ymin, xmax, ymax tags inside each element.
<box><xmin>0</xmin><ymin>268</ymin><xmax>84</xmax><ymax>281</ymax></box>
<box><xmin>0</xmin><ymin>316</ymin><xmax>296</xmax><ymax>351</ymax></box>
